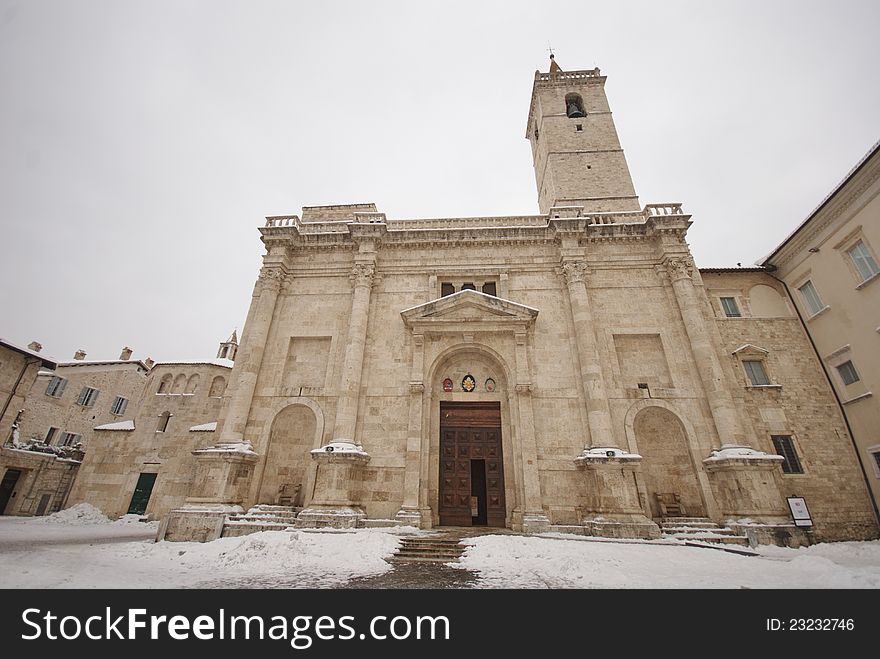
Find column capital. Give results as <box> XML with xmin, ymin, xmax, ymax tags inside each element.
<box><xmin>350</xmin><ymin>262</ymin><xmax>376</xmax><ymax>289</ymax></box>
<box><xmin>561</xmin><ymin>260</ymin><xmax>590</xmax><ymax>286</ymax></box>
<box><xmin>664</xmin><ymin>256</ymin><xmax>694</xmax><ymax>281</ymax></box>
<box><xmin>256</xmin><ymin>266</ymin><xmax>287</xmax><ymax>292</ymax></box>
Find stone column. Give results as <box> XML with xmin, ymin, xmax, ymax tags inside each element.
<box><xmin>219</xmin><ymin>265</ymin><xmax>286</xmax><ymax>443</ymax></box>
<box><xmin>395</xmin><ymin>332</ymin><xmax>430</xmax><ymax>527</ymax></box>
<box><xmin>665</xmin><ymin>257</ymin><xmax>746</xmax><ymax>448</ymax></box>
<box><xmin>512</xmin><ymin>330</ymin><xmax>551</xmax><ymax>533</ymax></box>
<box><xmin>331</xmin><ymin>261</ymin><xmax>376</xmax><ymax>445</ymax></box>
<box><xmin>561</xmin><ymin>260</ymin><xmax>615</xmax><ymax>448</ymax></box>
<box><xmin>297</xmin><ymin>260</ymin><xmax>375</xmax><ymax>528</ymax></box>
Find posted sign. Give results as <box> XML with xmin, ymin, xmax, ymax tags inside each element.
<box><xmin>787</xmin><ymin>496</ymin><xmax>813</xmax><ymax>527</ymax></box>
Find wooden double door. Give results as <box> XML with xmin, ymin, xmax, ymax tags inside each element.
<box><xmin>439</xmin><ymin>402</ymin><xmax>506</xmax><ymax>527</ymax></box>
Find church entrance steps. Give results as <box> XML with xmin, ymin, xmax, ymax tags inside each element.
<box><xmin>659</xmin><ymin>517</ymin><xmax>750</xmax><ymax>547</ymax></box>
<box><xmin>390</xmin><ymin>537</ymin><xmax>466</xmax><ymax>563</ymax></box>
<box><xmin>222</xmin><ymin>504</ymin><xmax>299</xmax><ymax>537</ymax></box>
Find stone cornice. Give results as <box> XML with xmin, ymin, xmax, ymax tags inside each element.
<box><xmin>401</xmin><ymin>289</ymin><xmax>538</xmax><ymax>335</ymax></box>
<box><xmin>260</xmin><ymin>208</ymin><xmax>691</xmax><ymax>251</ymax></box>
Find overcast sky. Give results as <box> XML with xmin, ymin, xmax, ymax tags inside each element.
<box><xmin>1</xmin><ymin>0</ymin><xmax>878</xmax><ymax>363</ymax></box>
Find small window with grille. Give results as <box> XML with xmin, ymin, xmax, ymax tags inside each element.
<box><xmin>772</xmin><ymin>435</ymin><xmax>803</xmax><ymax>474</ymax></box>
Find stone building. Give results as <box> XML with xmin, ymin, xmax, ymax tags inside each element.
<box><xmin>66</xmin><ymin>345</ymin><xmax>234</xmax><ymax>519</ymax></box>
<box><xmin>0</xmin><ymin>337</ymin><xmax>78</xmax><ymax>516</ymax></box>
<box><xmin>19</xmin><ymin>348</ymin><xmax>151</xmax><ymax>451</ymax></box>
<box><xmin>761</xmin><ymin>140</ymin><xmax>880</xmax><ymax>513</ymax></box>
<box><xmin>150</xmin><ymin>57</ymin><xmax>877</xmax><ymax>544</ymax></box>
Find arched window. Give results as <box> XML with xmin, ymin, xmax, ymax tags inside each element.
<box><xmin>565</xmin><ymin>93</ymin><xmax>585</xmax><ymax>118</ymax></box>
<box><xmin>185</xmin><ymin>374</ymin><xmax>200</xmax><ymax>394</ymax></box>
<box><xmin>209</xmin><ymin>376</ymin><xmax>227</xmax><ymax>398</ymax></box>
<box><xmin>157</xmin><ymin>411</ymin><xmax>172</xmax><ymax>433</ymax></box>
<box><xmin>172</xmin><ymin>374</ymin><xmax>187</xmax><ymax>394</ymax></box>
<box><xmin>157</xmin><ymin>374</ymin><xmax>172</xmax><ymax>394</ymax></box>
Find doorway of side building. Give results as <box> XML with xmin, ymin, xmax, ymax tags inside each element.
<box><xmin>0</xmin><ymin>469</ymin><xmax>23</xmax><ymax>514</ymax></box>
<box><xmin>439</xmin><ymin>402</ymin><xmax>505</xmax><ymax>527</ymax></box>
<box><xmin>127</xmin><ymin>473</ymin><xmax>158</xmax><ymax>515</ymax></box>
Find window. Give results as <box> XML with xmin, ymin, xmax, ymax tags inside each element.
<box><xmin>720</xmin><ymin>297</ymin><xmax>741</xmax><ymax>317</ymax></box>
<box><xmin>575</xmin><ymin>124</ymin><xmax>583</xmax><ymax>132</ymax></box>
<box><xmin>76</xmin><ymin>386</ymin><xmax>100</xmax><ymax>407</ymax></box>
<box><xmin>771</xmin><ymin>435</ymin><xmax>803</xmax><ymax>474</ymax></box>
<box><xmin>440</xmin><ymin>283</ymin><xmax>455</xmax><ymax>297</ymax></box>
<box><xmin>743</xmin><ymin>360</ymin><xmax>770</xmax><ymax>386</ymax></box>
<box><xmin>872</xmin><ymin>450</ymin><xmax>880</xmax><ymax>476</ymax></box>
<box><xmin>110</xmin><ymin>396</ymin><xmax>128</xmax><ymax>416</ymax></box>
<box><xmin>45</xmin><ymin>427</ymin><xmax>59</xmax><ymax>444</ymax></box>
<box><xmin>460</xmin><ymin>282</ymin><xmax>476</xmax><ymax>291</ymax></box>
<box><xmin>836</xmin><ymin>360</ymin><xmax>860</xmax><ymax>386</ymax></box>
<box><xmin>798</xmin><ymin>280</ymin><xmax>824</xmax><ymax>316</ymax></box>
<box><xmin>564</xmin><ymin>92</ymin><xmax>585</xmax><ymax>118</ymax></box>
<box><xmin>482</xmin><ymin>282</ymin><xmax>497</xmax><ymax>296</ymax></box>
<box><xmin>846</xmin><ymin>239</ymin><xmax>879</xmax><ymax>283</ymax></box>
<box><xmin>59</xmin><ymin>432</ymin><xmax>82</xmax><ymax>447</ymax></box>
<box><xmin>157</xmin><ymin>373</ymin><xmax>172</xmax><ymax>394</ymax></box>
<box><xmin>45</xmin><ymin>376</ymin><xmax>67</xmax><ymax>398</ymax></box>
<box><xmin>157</xmin><ymin>411</ymin><xmax>172</xmax><ymax>433</ymax></box>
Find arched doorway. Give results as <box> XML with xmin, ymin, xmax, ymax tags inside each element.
<box><xmin>633</xmin><ymin>406</ymin><xmax>705</xmax><ymax>519</ymax></box>
<box><xmin>428</xmin><ymin>346</ymin><xmax>513</xmax><ymax>528</ymax></box>
<box><xmin>257</xmin><ymin>405</ymin><xmax>317</xmax><ymax>507</ymax></box>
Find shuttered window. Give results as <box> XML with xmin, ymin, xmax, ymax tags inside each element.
<box><xmin>46</xmin><ymin>376</ymin><xmax>67</xmax><ymax>398</ymax></box>
<box><xmin>76</xmin><ymin>386</ymin><xmax>100</xmax><ymax>407</ymax></box>
<box><xmin>772</xmin><ymin>435</ymin><xmax>803</xmax><ymax>474</ymax></box>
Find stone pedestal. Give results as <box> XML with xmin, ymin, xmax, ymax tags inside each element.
<box><xmin>394</xmin><ymin>506</ymin><xmax>433</xmax><ymax>528</ymax></box>
<box><xmin>703</xmin><ymin>445</ymin><xmax>790</xmax><ymax>523</ymax></box>
<box><xmin>158</xmin><ymin>441</ymin><xmax>259</xmax><ymax>542</ymax></box>
<box><xmin>575</xmin><ymin>447</ymin><xmax>660</xmax><ymax>540</ymax></box>
<box><xmin>295</xmin><ymin>442</ymin><xmax>370</xmax><ymax>529</ymax></box>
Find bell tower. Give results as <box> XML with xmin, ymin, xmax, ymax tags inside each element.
<box><xmin>525</xmin><ymin>55</ymin><xmax>640</xmax><ymax>214</ymax></box>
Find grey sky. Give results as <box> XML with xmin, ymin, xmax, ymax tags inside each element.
<box><xmin>1</xmin><ymin>1</ymin><xmax>878</xmax><ymax>363</ymax></box>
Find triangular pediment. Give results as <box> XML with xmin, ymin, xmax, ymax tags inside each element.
<box><xmin>401</xmin><ymin>290</ymin><xmax>538</xmax><ymax>329</ymax></box>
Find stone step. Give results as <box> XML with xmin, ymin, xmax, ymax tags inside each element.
<box><xmin>662</xmin><ymin>526</ymin><xmax>740</xmax><ymax>536</ymax></box>
<box><xmin>392</xmin><ymin>537</ymin><xmax>467</xmax><ymax>563</ymax></box>
<box><xmin>660</xmin><ymin>517</ymin><xmax>715</xmax><ymax>524</ymax></box>
<box><xmin>400</xmin><ymin>539</ymin><xmax>463</xmax><ymax>547</ymax></box>
<box><xmin>678</xmin><ymin>534</ymin><xmax>750</xmax><ymax>546</ymax></box>
<box><xmin>659</xmin><ymin>521</ymin><xmax>718</xmax><ymax>529</ymax></box>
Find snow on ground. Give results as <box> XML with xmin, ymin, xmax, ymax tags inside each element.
<box><xmin>2</xmin><ymin>511</ymin><xmax>880</xmax><ymax>588</ymax></box>
<box><xmin>0</xmin><ymin>513</ymin><xmax>410</xmax><ymax>588</ymax></box>
<box><xmin>455</xmin><ymin>534</ymin><xmax>880</xmax><ymax>589</ymax></box>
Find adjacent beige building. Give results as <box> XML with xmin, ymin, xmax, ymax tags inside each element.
<box><xmin>20</xmin><ymin>349</ymin><xmax>150</xmax><ymax>450</ymax></box>
<box><xmin>0</xmin><ymin>338</ymin><xmax>77</xmax><ymax>516</ymax></box>
<box><xmin>762</xmin><ymin>140</ymin><xmax>880</xmax><ymax>514</ymax></box>
<box><xmin>66</xmin><ymin>342</ymin><xmax>235</xmax><ymax>519</ymax></box>
<box><xmin>159</xmin><ymin>58</ymin><xmax>878</xmax><ymax>544</ymax></box>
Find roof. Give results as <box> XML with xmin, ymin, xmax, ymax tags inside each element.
<box><xmin>153</xmin><ymin>359</ymin><xmax>233</xmax><ymax>369</ymax></box>
<box><xmin>58</xmin><ymin>359</ymin><xmax>150</xmax><ymax>371</ymax></box>
<box><xmin>761</xmin><ymin>139</ymin><xmax>880</xmax><ymax>265</ymax></box>
<box><xmin>0</xmin><ymin>338</ymin><xmax>58</xmax><ymax>369</ymax></box>
<box><xmin>699</xmin><ymin>267</ymin><xmax>768</xmax><ymax>274</ymax></box>
<box><xmin>94</xmin><ymin>419</ymin><xmax>135</xmax><ymax>431</ymax></box>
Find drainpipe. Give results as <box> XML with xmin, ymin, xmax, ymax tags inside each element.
<box><xmin>769</xmin><ymin>271</ymin><xmax>880</xmax><ymax>528</ymax></box>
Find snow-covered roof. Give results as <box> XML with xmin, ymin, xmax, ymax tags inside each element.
<box><xmin>153</xmin><ymin>359</ymin><xmax>233</xmax><ymax>369</ymax></box>
<box><xmin>189</xmin><ymin>421</ymin><xmax>218</xmax><ymax>432</ymax></box>
<box><xmin>58</xmin><ymin>360</ymin><xmax>150</xmax><ymax>371</ymax></box>
<box><xmin>0</xmin><ymin>338</ymin><xmax>58</xmax><ymax>369</ymax></box>
<box><xmin>94</xmin><ymin>419</ymin><xmax>135</xmax><ymax>431</ymax></box>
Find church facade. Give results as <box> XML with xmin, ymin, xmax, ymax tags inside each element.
<box><xmin>160</xmin><ymin>59</ymin><xmax>878</xmax><ymax>544</ymax></box>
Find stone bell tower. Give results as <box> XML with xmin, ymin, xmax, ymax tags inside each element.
<box><xmin>525</xmin><ymin>55</ymin><xmax>640</xmax><ymax>214</ymax></box>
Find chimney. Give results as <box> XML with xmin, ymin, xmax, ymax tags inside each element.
<box><xmin>27</xmin><ymin>341</ymin><xmax>42</xmax><ymax>353</ymax></box>
<box><xmin>73</xmin><ymin>350</ymin><xmax>86</xmax><ymax>361</ymax></box>
<box><xmin>120</xmin><ymin>347</ymin><xmax>133</xmax><ymax>361</ymax></box>
<box><xmin>144</xmin><ymin>357</ymin><xmax>155</xmax><ymax>369</ymax></box>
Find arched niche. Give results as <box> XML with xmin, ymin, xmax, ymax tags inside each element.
<box><xmin>748</xmin><ymin>284</ymin><xmax>792</xmax><ymax>318</ymax></box>
<box><xmin>256</xmin><ymin>403</ymin><xmax>321</xmax><ymax>507</ymax></box>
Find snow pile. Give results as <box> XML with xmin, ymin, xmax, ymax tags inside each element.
<box><xmin>37</xmin><ymin>503</ymin><xmax>112</xmax><ymax>525</ymax></box>
<box><xmin>456</xmin><ymin>534</ymin><xmax>880</xmax><ymax>589</ymax></box>
<box><xmin>115</xmin><ymin>529</ymin><xmax>401</xmax><ymax>588</ymax></box>
<box><xmin>704</xmin><ymin>445</ymin><xmax>783</xmax><ymax>462</ymax></box>
<box><xmin>311</xmin><ymin>441</ymin><xmax>370</xmax><ymax>458</ymax></box>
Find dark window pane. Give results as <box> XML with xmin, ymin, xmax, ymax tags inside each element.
<box><xmin>482</xmin><ymin>282</ymin><xmax>497</xmax><ymax>296</ymax></box>
<box><xmin>441</xmin><ymin>283</ymin><xmax>455</xmax><ymax>297</ymax></box>
<box><xmin>772</xmin><ymin>435</ymin><xmax>803</xmax><ymax>474</ymax></box>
